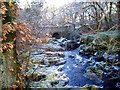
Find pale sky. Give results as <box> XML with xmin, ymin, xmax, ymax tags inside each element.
<box><xmin>19</xmin><ymin>0</ymin><xmax>116</xmax><ymax>9</ymax></box>
<box><xmin>19</xmin><ymin>0</ymin><xmax>75</xmax><ymax>8</ymax></box>
<box><xmin>45</xmin><ymin>0</ymin><xmax>74</xmax><ymax>7</ymax></box>
<box><xmin>19</xmin><ymin>0</ymin><xmax>32</xmax><ymax>8</ymax></box>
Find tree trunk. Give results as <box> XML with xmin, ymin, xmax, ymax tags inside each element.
<box><xmin>0</xmin><ymin>50</ymin><xmax>17</xmax><ymax>88</ymax></box>
<box><xmin>109</xmin><ymin>2</ymin><xmax>113</xmax><ymax>27</ymax></box>
<box><xmin>96</xmin><ymin>2</ymin><xmax>110</xmax><ymax>30</ymax></box>
<box><xmin>116</xmin><ymin>1</ymin><xmax>120</xmax><ymax>27</ymax></box>
<box><xmin>0</xmin><ymin>2</ymin><xmax>19</xmax><ymax>88</ymax></box>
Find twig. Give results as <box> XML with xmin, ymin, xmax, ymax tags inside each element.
<box><xmin>25</xmin><ymin>0</ymin><xmax>31</xmax><ymax>8</ymax></box>
<box><xmin>106</xmin><ymin>24</ymin><xmax>118</xmax><ymax>32</ymax></box>
<box><xmin>97</xmin><ymin>13</ymin><xmax>105</xmax><ymax>32</ymax></box>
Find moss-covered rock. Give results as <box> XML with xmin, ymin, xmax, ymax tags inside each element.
<box><xmin>79</xmin><ymin>30</ymin><xmax>120</xmax><ymax>53</ymax></box>
<box><xmin>66</xmin><ymin>40</ymin><xmax>80</xmax><ymax>50</ymax></box>
<box><xmin>84</xmin><ymin>66</ymin><xmax>104</xmax><ymax>79</ymax></box>
<box><xmin>80</xmin><ymin>84</ymin><xmax>100</xmax><ymax>89</ymax></box>
<box><xmin>80</xmin><ymin>34</ymin><xmax>95</xmax><ymax>45</ymax></box>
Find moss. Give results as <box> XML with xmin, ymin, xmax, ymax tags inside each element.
<box><xmin>30</xmin><ymin>58</ymin><xmax>34</xmax><ymax>63</ymax></box>
<box><xmin>80</xmin><ymin>30</ymin><xmax>120</xmax><ymax>53</ymax></box>
<box><xmin>0</xmin><ymin>49</ymin><xmax>18</xmax><ymax>88</ymax></box>
<box><xmin>81</xmin><ymin>84</ymin><xmax>99</xmax><ymax>89</ymax></box>
<box><xmin>86</xmin><ymin>66</ymin><xmax>104</xmax><ymax>79</ymax></box>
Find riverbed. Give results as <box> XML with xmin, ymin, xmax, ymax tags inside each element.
<box><xmin>27</xmin><ymin>37</ymin><xmax>120</xmax><ymax>89</ymax></box>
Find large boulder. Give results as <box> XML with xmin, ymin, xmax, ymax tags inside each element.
<box><xmin>79</xmin><ymin>30</ymin><xmax>120</xmax><ymax>53</ymax></box>
<box><xmin>60</xmin><ymin>30</ymin><xmax>82</xmax><ymax>40</ymax></box>
<box><xmin>80</xmin><ymin>34</ymin><xmax>95</xmax><ymax>44</ymax></box>
<box><xmin>84</xmin><ymin>66</ymin><xmax>104</xmax><ymax>80</ymax></box>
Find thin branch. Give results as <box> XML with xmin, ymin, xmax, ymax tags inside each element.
<box><xmin>26</xmin><ymin>0</ymin><xmax>31</xmax><ymax>8</ymax></box>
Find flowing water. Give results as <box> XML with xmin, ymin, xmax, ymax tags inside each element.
<box><xmin>62</xmin><ymin>49</ymin><xmax>102</xmax><ymax>87</ymax></box>
<box><xmin>29</xmin><ymin>38</ymin><xmax>119</xmax><ymax>88</ymax></box>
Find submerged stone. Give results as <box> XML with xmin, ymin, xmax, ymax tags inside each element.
<box><xmin>84</xmin><ymin>72</ymin><xmax>98</xmax><ymax>80</ymax></box>
<box><xmin>94</xmin><ymin>56</ymin><xmax>105</xmax><ymax>62</ymax></box>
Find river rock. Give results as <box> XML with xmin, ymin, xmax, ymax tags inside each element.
<box><xmin>26</xmin><ymin>73</ymin><xmax>46</xmax><ymax>82</ymax></box>
<box><xmin>29</xmin><ymin>66</ymin><xmax>69</xmax><ymax>88</ymax></box>
<box><xmin>48</xmin><ymin>38</ymin><xmax>58</xmax><ymax>43</ymax></box>
<box><xmin>51</xmin><ymin>80</ymin><xmax>68</xmax><ymax>87</ymax></box>
<box><xmin>84</xmin><ymin>72</ymin><xmax>98</xmax><ymax>81</ymax></box>
<box><xmin>55</xmin><ymin>59</ymin><xmax>67</xmax><ymax>66</ymax></box>
<box><xmin>45</xmin><ymin>52</ymin><xmax>65</xmax><ymax>57</ymax></box>
<box><xmin>79</xmin><ymin>30</ymin><xmax>120</xmax><ymax>53</ymax></box>
<box><xmin>57</xmin><ymin>53</ymin><xmax>65</xmax><ymax>57</ymax></box>
<box><xmin>45</xmin><ymin>43</ymin><xmax>65</xmax><ymax>51</ymax></box>
<box><xmin>104</xmin><ymin>66</ymin><xmax>111</xmax><ymax>72</ymax></box>
<box><xmin>57</xmin><ymin>38</ymin><xmax>67</xmax><ymax>43</ymax></box>
<box><xmin>66</xmin><ymin>40</ymin><xmax>80</xmax><ymax>50</ymax></box>
<box><xmin>85</xmin><ymin>59</ymin><xmax>95</xmax><ymax>65</ymax></box>
<box><xmin>79</xmin><ymin>44</ymin><xmax>96</xmax><ymax>58</ymax></box>
<box><xmin>81</xmin><ymin>84</ymin><xmax>101</xmax><ymax>89</ymax></box>
<box><xmin>47</xmin><ymin>59</ymin><xmax>60</xmax><ymax>66</ymax></box>
<box><xmin>80</xmin><ymin>34</ymin><xmax>95</xmax><ymax>44</ymax></box>
<box><xmin>108</xmin><ymin>54</ymin><xmax>119</xmax><ymax>63</ymax></box>
<box><xmin>85</xmin><ymin>66</ymin><xmax>104</xmax><ymax>79</ymax></box>
<box><xmin>95</xmin><ymin>61</ymin><xmax>106</xmax><ymax>70</ymax></box>
<box><xmin>43</xmin><ymin>57</ymin><xmax>66</xmax><ymax>66</ymax></box>
<box><xmin>57</xmin><ymin>65</ymin><xmax>64</xmax><ymax>71</ymax></box>
<box><xmin>59</xmin><ymin>43</ymin><xmax>66</xmax><ymax>47</ymax></box>
<box><xmin>32</xmin><ymin>74</ymin><xmax>46</xmax><ymax>81</ymax></box>
<box><xmin>68</xmin><ymin>55</ymin><xmax>75</xmax><ymax>58</ymax></box>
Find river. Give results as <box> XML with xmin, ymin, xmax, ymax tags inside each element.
<box><xmin>28</xmin><ymin>37</ymin><xmax>119</xmax><ymax>89</ymax></box>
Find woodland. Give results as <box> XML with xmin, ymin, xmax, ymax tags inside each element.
<box><xmin>0</xmin><ymin>0</ymin><xmax>120</xmax><ymax>89</ymax></box>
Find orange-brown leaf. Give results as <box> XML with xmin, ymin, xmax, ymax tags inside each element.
<box><xmin>21</xmin><ymin>37</ymin><xmax>26</xmax><ymax>42</ymax></box>
<box><xmin>0</xmin><ymin>8</ymin><xmax>6</xmax><ymax>14</ymax></box>
<box><xmin>8</xmin><ymin>66</ymin><xmax>14</xmax><ymax>72</ymax></box>
<box><xmin>9</xmin><ymin>85</ymin><xmax>18</xmax><ymax>89</ymax></box>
